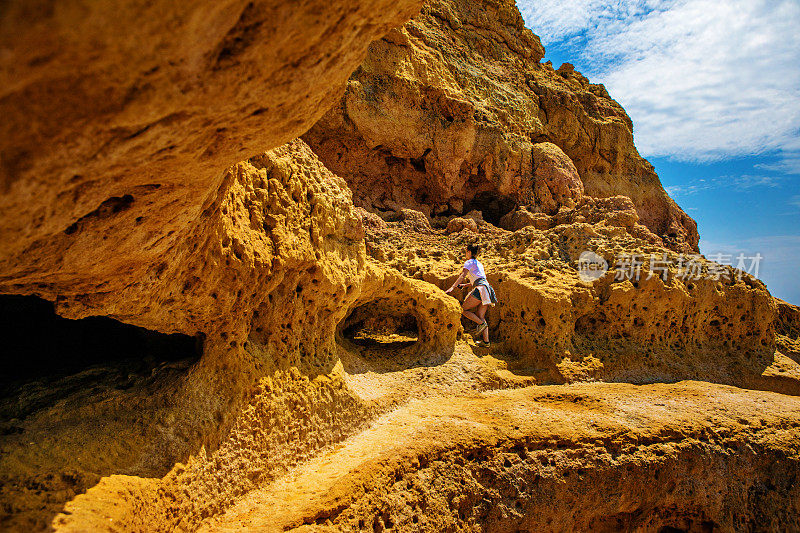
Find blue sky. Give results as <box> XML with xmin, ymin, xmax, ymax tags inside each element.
<box><xmin>517</xmin><ymin>0</ymin><xmax>800</xmax><ymax>304</ymax></box>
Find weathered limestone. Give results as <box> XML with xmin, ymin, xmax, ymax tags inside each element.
<box><xmin>0</xmin><ymin>0</ymin><xmax>797</xmax><ymax>531</ymax></box>
<box><xmin>304</xmin><ymin>0</ymin><xmax>699</xmax><ymax>252</ymax></box>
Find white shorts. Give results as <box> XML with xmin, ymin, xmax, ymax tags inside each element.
<box><xmin>465</xmin><ymin>285</ymin><xmax>495</xmax><ymax>306</ymax></box>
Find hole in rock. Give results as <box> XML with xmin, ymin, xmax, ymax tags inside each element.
<box><xmin>64</xmin><ymin>194</ymin><xmax>135</xmax><ymax>235</ymax></box>
<box><xmin>465</xmin><ymin>191</ymin><xmax>517</xmax><ymax>225</ymax></box>
<box><xmin>339</xmin><ymin>300</ymin><xmax>419</xmax><ymax>351</ymax></box>
<box><xmin>0</xmin><ymin>294</ymin><xmax>202</xmax><ymax>395</ymax></box>
<box><xmin>409</xmin><ymin>148</ymin><xmax>431</xmax><ymax>173</ymax></box>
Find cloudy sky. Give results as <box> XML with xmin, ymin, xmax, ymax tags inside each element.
<box><xmin>517</xmin><ymin>0</ymin><xmax>800</xmax><ymax>304</ymax></box>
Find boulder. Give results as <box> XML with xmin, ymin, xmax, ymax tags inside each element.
<box><xmin>531</xmin><ymin>142</ymin><xmax>585</xmax><ymax>215</ymax></box>
<box><xmin>445</xmin><ymin>217</ymin><xmax>478</xmax><ymax>234</ymax></box>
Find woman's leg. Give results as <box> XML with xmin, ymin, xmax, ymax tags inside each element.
<box><xmin>476</xmin><ymin>304</ymin><xmax>490</xmax><ymax>341</ymax></box>
<box><xmin>461</xmin><ymin>295</ymin><xmax>484</xmax><ymax>325</ymax></box>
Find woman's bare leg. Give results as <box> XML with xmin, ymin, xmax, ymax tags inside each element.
<box><xmin>461</xmin><ymin>295</ymin><xmax>483</xmax><ymax>325</ymax></box>
<box><xmin>476</xmin><ymin>304</ymin><xmax>490</xmax><ymax>342</ymax></box>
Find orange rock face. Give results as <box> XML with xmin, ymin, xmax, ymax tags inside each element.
<box><xmin>304</xmin><ymin>0</ymin><xmax>698</xmax><ymax>252</ymax></box>
<box><xmin>364</xmin><ymin>210</ymin><xmax>794</xmax><ymax>393</ymax></box>
<box><xmin>0</xmin><ymin>0</ymin><xmax>422</xmax><ymax>321</ymax></box>
<box><xmin>531</xmin><ymin>142</ymin><xmax>585</xmax><ymax>214</ymax></box>
<box><xmin>51</xmin><ymin>382</ymin><xmax>800</xmax><ymax>532</ymax></box>
<box><xmin>0</xmin><ymin>139</ymin><xmax>372</xmax><ymax>530</ymax></box>
<box><xmin>0</xmin><ymin>0</ymin><xmax>798</xmax><ymax>531</ymax></box>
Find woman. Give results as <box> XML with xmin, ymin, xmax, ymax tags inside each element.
<box><xmin>445</xmin><ymin>243</ymin><xmax>497</xmax><ymax>347</ymax></box>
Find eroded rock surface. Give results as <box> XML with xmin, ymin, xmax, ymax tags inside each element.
<box><xmin>304</xmin><ymin>0</ymin><xmax>698</xmax><ymax>252</ymax></box>
<box><xmin>0</xmin><ymin>0</ymin><xmax>422</xmax><ymax>320</ymax></box>
<box><xmin>363</xmin><ymin>208</ymin><xmax>795</xmax><ymax>394</ymax></box>
<box><xmin>198</xmin><ymin>381</ymin><xmax>800</xmax><ymax>532</ymax></box>
<box><xmin>49</xmin><ymin>382</ymin><xmax>800</xmax><ymax>532</ymax></box>
<box><xmin>530</xmin><ymin>142</ymin><xmax>585</xmax><ymax>215</ymax></box>
<box><xmin>0</xmin><ymin>0</ymin><xmax>797</xmax><ymax>531</ymax></box>
<box><xmin>0</xmin><ymin>139</ymin><xmax>371</xmax><ymax>530</ymax></box>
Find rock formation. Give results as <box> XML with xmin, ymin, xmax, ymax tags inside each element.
<box><xmin>1</xmin><ymin>0</ymin><xmax>798</xmax><ymax>531</ymax></box>
<box><xmin>0</xmin><ymin>0</ymin><xmax>422</xmax><ymax>322</ymax></box>
<box><xmin>530</xmin><ymin>142</ymin><xmax>585</xmax><ymax>214</ymax></box>
<box><xmin>303</xmin><ymin>0</ymin><xmax>698</xmax><ymax>252</ymax></box>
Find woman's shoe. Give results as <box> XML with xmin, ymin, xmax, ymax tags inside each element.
<box><xmin>474</xmin><ymin>321</ymin><xmax>488</xmax><ymax>335</ymax></box>
<box><xmin>475</xmin><ymin>340</ymin><xmax>491</xmax><ymax>348</ymax></box>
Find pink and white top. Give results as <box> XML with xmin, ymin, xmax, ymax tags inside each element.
<box><xmin>463</xmin><ymin>258</ymin><xmax>487</xmax><ymax>284</ymax></box>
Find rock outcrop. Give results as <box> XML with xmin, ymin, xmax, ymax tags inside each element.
<box><xmin>0</xmin><ymin>0</ymin><xmax>797</xmax><ymax>531</ymax></box>
<box><xmin>191</xmin><ymin>382</ymin><xmax>800</xmax><ymax>531</ymax></box>
<box><xmin>0</xmin><ymin>0</ymin><xmax>422</xmax><ymax>322</ymax></box>
<box><xmin>303</xmin><ymin>0</ymin><xmax>699</xmax><ymax>252</ymax></box>
<box><xmin>530</xmin><ymin>142</ymin><xmax>585</xmax><ymax>215</ymax></box>
<box><xmin>0</xmin><ymin>139</ymin><xmax>371</xmax><ymax>530</ymax></box>
<box><xmin>36</xmin><ymin>381</ymin><xmax>800</xmax><ymax>532</ymax></box>
<box><xmin>364</xmin><ymin>208</ymin><xmax>797</xmax><ymax>394</ymax></box>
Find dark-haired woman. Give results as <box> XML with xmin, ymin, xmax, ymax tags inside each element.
<box><xmin>445</xmin><ymin>243</ymin><xmax>497</xmax><ymax>347</ymax></box>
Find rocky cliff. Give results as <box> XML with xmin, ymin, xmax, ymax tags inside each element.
<box><xmin>304</xmin><ymin>0</ymin><xmax>699</xmax><ymax>252</ymax></box>
<box><xmin>1</xmin><ymin>0</ymin><xmax>799</xmax><ymax>532</ymax></box>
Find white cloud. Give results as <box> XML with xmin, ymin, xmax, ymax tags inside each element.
<box><xmin>701</xmin><ymin>235</ymin><xmax>800</xmax><ymax>259</ymax></box>
<box><xmin>517</xmin><ymin>0</ymin><xmax>800</xmax><ymax>164</ymax></box>
<box><xmin>755</xmin><ymin>156</ymin><xmax>800</xmax><ymax>175</ymax></box>
<box><xmin>664</xmin><ymin>173</ymin><xmax>781</xmax><ymax>197</ymax></box>
<box><xmin>699</xmin><ymin>235</ymin><xmax>800</xmax><ymax>304</ymax></box>
<box><xmin>517</xmin><ymin>0</ymin><xmax>665</xmax><ymax>46</ymax></box>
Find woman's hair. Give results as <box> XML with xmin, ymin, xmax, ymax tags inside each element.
<box><xmin>467</xmin><ymin>243</ymin><xmax>480</xmax><ymax>257</ymax></box>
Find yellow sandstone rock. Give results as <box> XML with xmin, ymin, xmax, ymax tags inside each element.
<box><xmin>0</xmin><ymin>0</ymin><xmax>798</xmax><ymax>531</ymax></box>
<box><xmin>304</xmin><ymin>0</ymin><xmax>699</xmax><ymax>252</ymax></box>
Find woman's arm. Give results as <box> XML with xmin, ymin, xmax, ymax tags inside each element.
<box><xmin>445</xmin><ymin>268</ymin><xmax>470</xmax><ymax>293</ymax></box>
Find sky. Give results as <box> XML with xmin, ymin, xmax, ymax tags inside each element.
<box><xmin>516</xmin><ymin>0</ymin><xmax>800</xmax><ymax>304</ymax></box>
